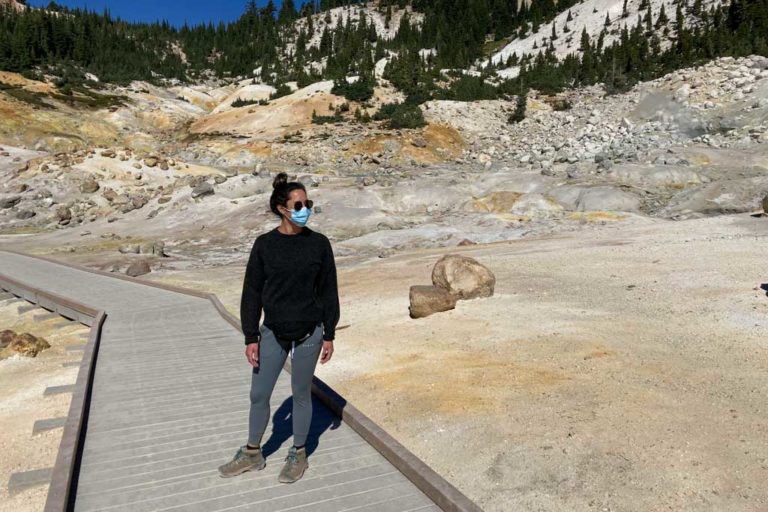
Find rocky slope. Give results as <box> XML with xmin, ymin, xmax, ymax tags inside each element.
<box><xmin>0</xmin><ymin>0</ymin><xmax>26</xmax><ymax>12</ymax></box>
<box><xmin>488</xmin><ymin>0</ymin><xmax>725</xmax><ymax>78</ymax></box>
<box><xmin>0</xmin><ymin>55</ymin><xmax>767</xmax><ymax>271</ymax></box>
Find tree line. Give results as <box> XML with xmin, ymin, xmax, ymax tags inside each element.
<box><xmin>0</xmin><ymin>0</ymin><xmax>765</xmax><ymax>103</ymax></box>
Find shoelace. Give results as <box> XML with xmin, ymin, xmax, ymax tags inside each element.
<box><xmin>285</xmin><ymin>449</ymin><xmax>299</xmax><ymax>466</ymax></box>
<box><xmin>223</xmin><ymin>448</ymin><xmax>245</xmax><ymax>469</ymax></box>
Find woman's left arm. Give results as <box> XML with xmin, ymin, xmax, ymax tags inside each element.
<box><xmin>318</xmin><ymin>237</ymin><xmax>340</xmax><ymax>343</ymax></box>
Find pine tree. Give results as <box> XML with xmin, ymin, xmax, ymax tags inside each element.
<box><xmin>579</xmin><ymin>26</ymin><xmax>590</xmax><ymax>51</ymax></box>
<box><xmin>278</xmin><ymin>0</ymin><xmax>297</xmax><ymax>25</ymax></box>
<box><xmin>508</xmin><ymin>88</ymin><xmax>527</xmax><ymax>123</ymax></box>
<box><xmin>692</xmin><ymin>0</ymin><xmax>703</xmax><ymax>16</ymax></box>
<box><xmin>645</xmin><ymin>4</ymin><xmax>654</xmax><ymax>33</ymax></box>
<box><xmin>656</xmin><ymin>4</ymin><xmax>669</xmax><ymax>28</ymax></box>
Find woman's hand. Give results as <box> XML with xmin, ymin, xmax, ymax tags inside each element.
<box><xmin>245</xmin><ymin>343</ymin><xmax>259</xmax><ymax>368</ymax></box>
<box><xmin>319</xmin><ymin>340</ymin><xmax>334</xmax><ymax>364</ymax></box>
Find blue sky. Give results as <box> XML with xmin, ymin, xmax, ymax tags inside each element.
<box><xmin>27</xmin><ymin>0</ymin><xmax>273</xmax><ymax>27</ymax></box>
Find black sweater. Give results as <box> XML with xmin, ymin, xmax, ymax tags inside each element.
<box><xmin>240</xmin><ymin>226</ymin><xmax>340</xmax><ymax>345</ymax></box>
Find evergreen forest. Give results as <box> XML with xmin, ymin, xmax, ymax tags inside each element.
<box><xmin>0</xmin><ymin>0</ymin><xmax>766</xmax><ymax>100</ymax></box>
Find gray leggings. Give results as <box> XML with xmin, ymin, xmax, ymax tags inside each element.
<box><xmin>248</xmin><ymin>322</ymin><xmax>323</xmax><ymax>447</ymax></box>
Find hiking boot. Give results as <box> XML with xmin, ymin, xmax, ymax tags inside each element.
<box><xmin>218</xmin><ymin>445</ymin><xmax>266</xmax><ymax>478</ymax></box>
<box><xmin>278</xmin><ymin>446</ymin><xmax>308</xmax><ymax>483</ymax></box>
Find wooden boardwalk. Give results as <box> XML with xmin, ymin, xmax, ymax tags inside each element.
<box><xmin>0</xmin><ymin>249</ymin><xmax>482</xmax><ymax>512</ymax></box>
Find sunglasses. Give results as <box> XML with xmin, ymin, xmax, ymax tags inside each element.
<box><xmin>284</xmin><ymin>199</ymin><xmax>313</xmax><ymax>212</ymax></box>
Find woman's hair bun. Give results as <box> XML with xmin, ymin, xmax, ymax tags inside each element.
<box><xmin>272</xmin><ymin>172</ymin><xmax>288</xmax><ymax>189</ymax></box>
<box><xmin>268</xmin><ymin>172</ymin><xmax>307</xmax><ymax>218</ymax></box>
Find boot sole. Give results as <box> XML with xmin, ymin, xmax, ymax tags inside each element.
<box><xmin>218</xmin><ymin>461</ymin><xmax>266</xmax><ymax>478</ymax></box>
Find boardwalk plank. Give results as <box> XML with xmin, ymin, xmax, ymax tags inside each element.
<box><xmin>32</xmin><ymin>417</ymin><xmax>67</xmax><ymax>434</ymax></box>
<box><xmin>7</xmin><ymin>467</ymin><xmax>52</xmax><ymax>495</ymax></box>
<box><xmin>75</xmin><ymin>460</ymin><xmax>398</xmax><ymax>511</ymax></box>
<box><xmin>44</xmin><ymin>384</ymin><xmax>75</xmax><ymax>396</ymax></box>
<box><xmin>33</xmin><ymin>311</ymin><xmax>60</xmax><ymax>322</ymax></box>
<box><xmin>75</xmin><ymin>442</ymin><xmax>377</xmax><ymax>495</ymax></box>
<box><xmin>18</xmin><ymin>303</ymin><xmax>38</xmax><ymax>314</ymax></box>
<box><xmin>278</xmin><ymin>482</ymin><xmax>428</xmax><ymax>512</ymax></box>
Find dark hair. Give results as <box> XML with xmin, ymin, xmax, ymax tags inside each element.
<box><xmin>269</xmin><ymin>172</ymin><xmax>306</xmax><ymax>217</ymax></box>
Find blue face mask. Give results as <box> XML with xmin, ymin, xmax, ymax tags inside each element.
<box><xmin>290</xmin><ymin>206</ymin><xmax>311</xmax><ymax>227</ymax></box>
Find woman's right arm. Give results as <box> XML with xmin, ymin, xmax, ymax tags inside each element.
<box><xmin>241</xmin><ymin>238</ymin><xmax>266</xmax><ymax>345</ymax></box>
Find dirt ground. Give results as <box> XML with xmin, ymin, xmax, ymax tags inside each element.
<box><xmin>331</xmin><ymin>217</ymin><xmax>768</xmax><ymax>512</ymax></box>
<box><xmin>2</xmin><ymin>212</ymin><xmax>767</xmax><ymax>511</ymax></box>
<box><xmin>0</xmin><ymin>301</ymin><xmax>88</xmax><ymax>512</ymax></box>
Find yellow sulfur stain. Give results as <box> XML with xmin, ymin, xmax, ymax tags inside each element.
<box><xmin>472</xmin><ymin>191</ymin><xmax>523</xmax><ymax>213</ymax></box>
<box><xmin>344</xmin><ymin>350</ymin><xmax>568</xmax><ymax>417</ymax></box>
<box><xmin>568</xmin><ymin>211</ymin><xmax>628</xmax><ymax>222</ymax></box>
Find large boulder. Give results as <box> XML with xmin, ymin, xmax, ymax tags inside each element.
<box><xmin>191</xmin><ymin>182</ymin><xmax>214</xmax><ymax>198</ymax></box>
<box><xmin>140</xmin><ymin>240</ymin><xmax>167</xmax><ymax>257</ymax></box>
<box><xmin>126</xmin><ymin>260</ymin><xmax>151</xmax><ymax>277</ymax></box>
<box><xmin>80</xmin><ymin>178</ymin><xmax>100</xmax><ymax>193</ymax></box>
<box><xmin>431</xmin><ymin>254</ymin><xmax>495</xmax><ymax>300</ymax></box>
<box><xmin>118</xmin><ymin>244</ymin><xmax>140</xmax><ymax>254</ymax></box>
<box><xmin>0</xmin><ymin>329</ymin><xmax>15</xmax><ymax>349</ymax></box>
<box><xmin>131</xmin><ymin>195</ymin><xmax>149</xmax><ymax>209</ymax></box>
<box><xmin>102</xmin><ymin>188</ymin><xmax>118</xmax><ymax>202</ymax></box>
<box><xmin>8</xmin><ymin>332</ymin><xmax>51</xmax><ymax>357</ymax></box>
<box><xmin>409</xmin><ymin>285</ymin><xmax>457</xmax><ymax>318</ymax></box>
<box><xmin>55</xmin><ymin>205</ymin><xmax>72</xmax><ymax>223</ymax></box>
<box><xmin>0</xmin><ymin>195</ymin><xmax>21</xmax><ymax>209</ymax></box>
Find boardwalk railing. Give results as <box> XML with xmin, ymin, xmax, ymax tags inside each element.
<box><xmin>0</xmin><ymin>248</ymin><xmax>483</xmax><ymax>512</ymax></box>
<box><xmin>0</xmin><ymin>271</ymin><xmax>105</xmax><ymax>511</ymax></box>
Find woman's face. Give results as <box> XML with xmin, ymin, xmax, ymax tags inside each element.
<box><xmin>279</xmin><ymin>189</ymin><xmax>309</xmax><ymax>221</ymax></box>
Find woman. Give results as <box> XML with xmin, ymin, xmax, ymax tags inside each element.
<box><xmin>218</xmin><ymin>172</ymin><xmax>340</xmax><ymax>484</ymax></box>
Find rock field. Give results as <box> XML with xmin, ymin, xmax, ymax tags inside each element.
<box><xmin>1</xmin><ymin>56</ymin><xmax>767</xmax><ymax>272</ymax></box>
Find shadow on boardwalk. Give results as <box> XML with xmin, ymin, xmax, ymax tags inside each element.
<box><xmin>261</xmin><ymin>396</ymin><xmax>344</xmax><ymax>458</ymax></box>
